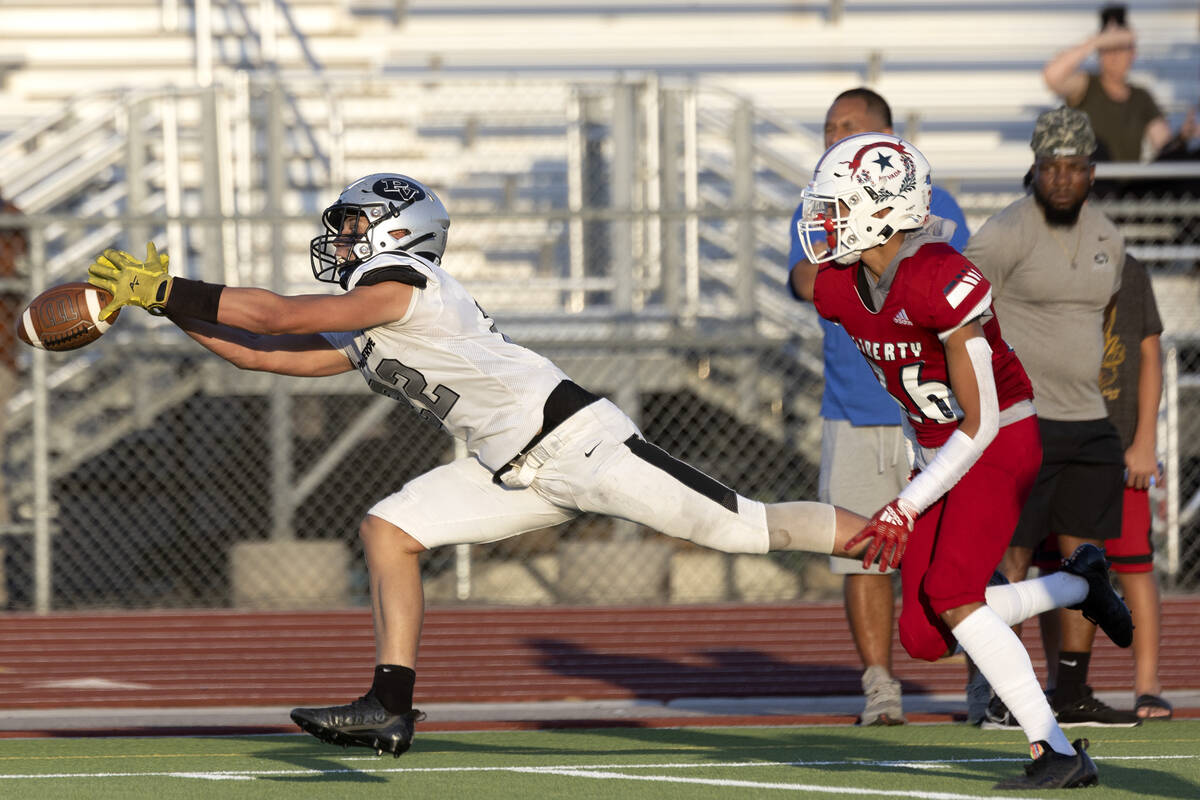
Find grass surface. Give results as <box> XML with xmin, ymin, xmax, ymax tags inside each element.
<box><xmin>1</xmin><ymin>720</ymin><xmax>1197</xmax><ymax>798</ymax></box>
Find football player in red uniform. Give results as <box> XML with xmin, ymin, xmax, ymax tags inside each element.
<box><xmin>800</xmin><ymin>133</ymin><xmax>1131</xmax><ymax>790</ymax></box>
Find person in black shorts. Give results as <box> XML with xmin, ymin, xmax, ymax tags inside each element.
<box><xmin>965</xmin><ymin>108</ymin><xmax>1138</xmax><ymax>726</ymax></box>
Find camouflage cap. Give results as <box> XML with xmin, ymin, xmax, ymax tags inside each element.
<box><xmin>1031</xmin><ymin>107</ymin><xmax>1097</xmax><ymax>159</ymax></box>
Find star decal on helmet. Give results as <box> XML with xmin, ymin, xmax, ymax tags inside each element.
<box><xmin>840</xmin><ymin>140</ymin><xmax>918</xmax><ymax>200</ymax></box>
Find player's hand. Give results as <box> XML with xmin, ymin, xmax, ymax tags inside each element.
<box><xmin>846</xmin><ymin>498</ymin><xmax>918</xmax><ymax>571</ymax></box>
<box><xmin>87</xmin><ymin>242</ymin><xmax>172</xmax><ymax>319</ymax></box>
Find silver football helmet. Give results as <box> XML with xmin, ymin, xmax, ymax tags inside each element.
<box><xmin>310</xmin><ymin>173</ymin><xmax>451</xmax><ymax>286</ymax></box>
<box><xmin>798</xmin><ymin>133</ymin><xmax>931</xmax><ymax>265</ymax></box>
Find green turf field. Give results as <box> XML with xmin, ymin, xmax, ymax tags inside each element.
<box><xmin>1</xmin><ymin>721</ymin><xmax>1197</xmax><ymax>799</ymax></box>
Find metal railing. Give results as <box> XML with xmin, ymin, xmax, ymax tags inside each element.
<box><xmin>3</xmin><ymin>67</ymin><xmax>1200</xmax><ymax>609</ymax></box>
<box><xmin>3</xmin><ymin>191</ymin><xmax>1199</xmax><ymax>610</ymax></box>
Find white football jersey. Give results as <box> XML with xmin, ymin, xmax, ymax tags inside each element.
<box><xmin>322</xmin><ymin>252</ymin><xmax>568</xmax><ymax>471</ymax></box>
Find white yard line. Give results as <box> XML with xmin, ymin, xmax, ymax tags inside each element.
<box><xmin>518</xmin><ymin>768</ymin><xmax>1048</xmax><ymax>799</ymax></box>
<box><xmin>0</xmin><ymin>752</ymin><xmax>1193</xmax><ymax>783</ymax></box>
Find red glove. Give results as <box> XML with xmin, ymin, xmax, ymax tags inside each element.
<box><xmin>846</xmin><ymin>499</ymin><xmax>918</xmax><ymax>571</ymax></box>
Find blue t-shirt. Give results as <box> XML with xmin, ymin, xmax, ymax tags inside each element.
<box><xmin>788</xmin><ymin>186</ymin><xmax>969</xmax><ymax>425</ymax></box>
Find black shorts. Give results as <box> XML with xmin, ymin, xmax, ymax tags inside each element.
<box><xmin>1009</xmin><ymin>418</ymin><xmax>1124</xmax><ymax>550</ymax></box>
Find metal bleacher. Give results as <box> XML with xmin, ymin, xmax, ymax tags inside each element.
<box><xmin>2</xmin><ymin>1</ymin><xmax>1196</xmax><ymax>238</ymax></box>
<box><xmin>2</xmin><ymin>0</ymin><xmax>1199</xmax><ymax>557</ymax></box>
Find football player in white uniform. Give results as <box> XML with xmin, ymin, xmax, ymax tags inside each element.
<box><xmin>87</xmin><ymin>173</ymin><xmax>866</xmax><ymax>755</ymax></box>
<box><xmin>87</xmin><ymin>174</ymin><xmax>1128</xmax><ymax>765</ymax></box>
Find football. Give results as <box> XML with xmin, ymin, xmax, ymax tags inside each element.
<box><xmin>15</xmin><ymin>281</ymin><xmax>120</xmax><ymax>351</ymax></box>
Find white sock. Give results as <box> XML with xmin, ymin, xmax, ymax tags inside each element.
<box><xmin>952</xmin><ymin>606</ymin><xmax>1074</xmax><ymax>756</ymax></box>
<box><xmin>985</xmin><ymin>572</ymin><xmax>1088</xmax><ymax>627</ymax></box>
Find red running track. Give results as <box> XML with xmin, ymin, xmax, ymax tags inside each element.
<box><xmin>1</xmin><ymin>598</ymin><xmax>1197</xmax><ymax>710</ymax></box>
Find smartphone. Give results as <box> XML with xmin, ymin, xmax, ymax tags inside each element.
<box><xmin>1100</xmin><ymin>4</ymin><xmax>1127</xmax><ymax>29</ymax></box>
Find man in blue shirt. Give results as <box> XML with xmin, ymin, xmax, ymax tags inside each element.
<box><xmin>789</xmin><ymin>88</ymin><xmax>969</xmax><ymax>726</ymax></box>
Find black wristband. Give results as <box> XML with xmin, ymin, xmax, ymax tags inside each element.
<box><xmin>164</xmin><ymin>277</ymin><xmax>224</xmax><ymax>323</ymax></box>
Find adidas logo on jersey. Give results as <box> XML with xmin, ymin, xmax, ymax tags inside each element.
<box><xmin>892</xmin><ymin>309</ymin><xmax>914</xmax><ymax>326</ymax></box>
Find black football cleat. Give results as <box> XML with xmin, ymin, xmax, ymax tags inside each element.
<box><xmin>1061</xmin><ymin>544</ymin><xmax>1133</xmax><ymax>648</ymax></box>
<box><xmin>994</xmin><ymin>739</ymin><xmax>1099</xmax><ymax>790</ymax></box>
<box><xmin>290</xmin><ymin>691</ymin><xmax>423</xmax><ymax>757</ymax></box>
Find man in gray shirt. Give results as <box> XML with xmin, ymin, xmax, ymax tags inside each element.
<box><xmin>964</xmin><ymin>107</ymin><xmax>1137</xmax><ymax>726</ymax></box>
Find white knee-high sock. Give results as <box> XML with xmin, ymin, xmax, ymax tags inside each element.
<box><xmin>952</xmin><ymin>606</ymin><xmax>1074</xmax><ymax>756</ymax></box>
<box><xmin>985</xmin><ymin>573</ymin><xmax>1088</xmax><ymax>627</ymax></box>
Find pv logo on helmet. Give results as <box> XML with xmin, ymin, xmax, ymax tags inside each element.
<box><xmin>373</xmin><ymin>178</ymin><xmax>426</xmax><ymax>203</ymax></box>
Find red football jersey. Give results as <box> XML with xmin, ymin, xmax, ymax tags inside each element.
<box><xmin>813</xmin><ymin>242</ymin><xmax>1033</xmax><ymax>448</ymax></box>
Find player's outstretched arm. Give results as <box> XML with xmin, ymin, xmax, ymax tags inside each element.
<box><xmin>215</xmin><ymin>280</ymin><xmax>414</xmax><ymax>336</ymax></box>
<box><xmin>88</xmin><ymin>241</ymin><xmax>416</xmax><ymax>335</ymax></box>
<box><xmin>87</xmin><ymin>242</ymin><xmax>232</xmax><ymax>326</ymax></box>
<box><xmin>171</xmin><ymin>315</ymin><xmax>354</xmax><ymax>377</ymax></box>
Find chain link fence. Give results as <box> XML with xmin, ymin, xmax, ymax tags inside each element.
<box><xmin>4</xmin><ymin>200</ymin><xmax>1200</xmax><ymax>611</ymax></box>
<box><xmin>2</xmin><ymin>75</ymin><xmax>1199</xmax><ymax>610</ymax></box>
<box><xmin>2</xmin><ymin>303</ymin><xmax>831</xmax><ymax>611</ymax></box>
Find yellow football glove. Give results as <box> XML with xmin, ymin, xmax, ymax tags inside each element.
<box><xmin>87</xmin><ymin>242</ymin><xmax>173</xmax><ymax>320</ymax></box>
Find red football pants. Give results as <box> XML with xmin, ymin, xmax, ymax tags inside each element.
<box><xmin>898</xmin><ymin>416</ymin><xmax>1043</xmax><ymax>662</ymax></box>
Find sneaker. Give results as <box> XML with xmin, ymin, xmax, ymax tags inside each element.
<box><xmin>993</xmin><ymin>738</ymin><xmax>1099</xmax><ymax>789</ymax></box>
<box><xmin>1053</xmin><ymin>686</ymin><xmax>1141</xmax><ymax>727</ymax></box>
<box><xmin>980</xmin><ymin>693</ymin><xmax>1021</xmax><ymax>729</ymax></box>
<box><xmin>290</xmin><ymin>691</ymin><xmax>424</xmax><ymax>757</ymax></box>
<box><xmin>1061</xmin><ymin>544</ymin><xmax>1133</xmax><ymax>648</ymax></box>
<box><xmin>859</xmin><ymin>665</ymin><xmax>905</xmax><ymax>726</ymax></box>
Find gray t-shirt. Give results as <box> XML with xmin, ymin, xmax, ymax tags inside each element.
<box><xmin>965</xmin><ymin>195</ymin><xmax>1123</xmax><ymax>421</ymax></box>
<box><xmin>1100</xmin><ymin>255</ymin><xmax>1163</xmax><ymax>448</ymax></box>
